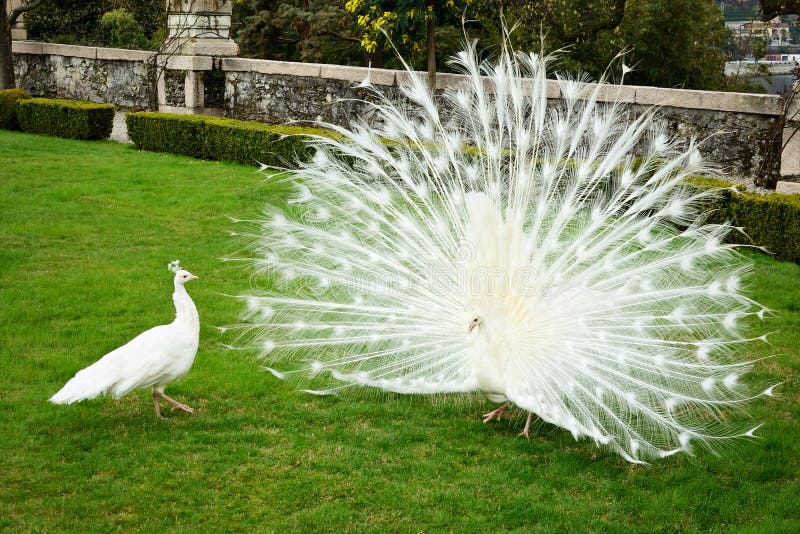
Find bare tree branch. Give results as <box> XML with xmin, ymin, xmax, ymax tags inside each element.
<box><xmin>542</xmin><ymin>0</ymin><xmax>626</xmax><ymax>41</ymax></box>
<box><xmin>318</xmin><ymin>30</ymin><xmax>361</xmax><ymax>44</ymax></box>
<box><xmin>8</xmin><ymin>0</ymin><xmax>43</xmax><ymax>26</ymax></box>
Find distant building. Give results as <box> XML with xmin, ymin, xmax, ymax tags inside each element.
<box><xmin>727</xmin><ymin>17</ymin><xmax>791</xmax><ymax>45</ymax></box>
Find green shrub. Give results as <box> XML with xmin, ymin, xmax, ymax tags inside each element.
<box><xmin>688</xmin><ymin>177</ymin><xmax>800</xmax><ymax>263</ymax></box>
<box><xmin>203</xmin><ymin>118</ymin><xmax>325</xmax><ymax>166</ymax></box>
<box><xmin>0</xmin><ymin>89</ymin><xmax>32</xmax><ymax>130</ymax></box>
<box><xmin>725</xmin><ymin>189</ymin><xmax>800</xmax><ymax>263</ymax></box>
<box><xmin>126</xmin><ymin>112</ymin><xmax>207</xmax><ymax>158</ymax></box>
<box><xmin>100</xmin><ymin>8</ymin><xmax>148</xmax><ymax>50</ymax></box>
<box><xmin>126</xmin><ymin>112</ymin><xmax>337</xmax><ymax>166</ymax></box>
<box><xmin>123</xmin><ymin>111</ymin><xmax>800</xmax><ymax>263</ymax></box>
<box><xmin>17</xmin><ymin>98</ymin><xmax>114</xmax><ymax>140</ymax></box>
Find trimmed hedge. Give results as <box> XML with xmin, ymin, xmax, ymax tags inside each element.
<box><xmin>723</xmin><ymin>188</ymin><xmax>800</xmax><ymax>263</ymax></box>
<box><xmin>126</xmin><ymin>112</ymin><xmax>336</xmax><ymax>167</ymax></box>
<box><xmin>126</xmin><ymin>113</ymin><xmax>207</xmax><ymax>158</ymax></box>
<box><xmin>0</xmin><ymin>89</ymin><xmax>32</xmax><ymax>130</ymax></box>
<box><xmin>688</xmin><ymin>176</ymin><xmax>800</xmax><ymax>263</ymax></box>
<box><xmin>124</xmin><ymin>111</ymin><xmax>800</xmax><ymax>264</ymax></box>
<box><xmin>204</xmin><ymin>119</ymin><xmax>321</xmax><ymax>166</ymax></box>
<box><xmin>17</xmin><ymin>98</ymin><xmax>114</xmax><ymax>140</ymax></box>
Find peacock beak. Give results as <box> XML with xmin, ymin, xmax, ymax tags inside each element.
<box><xmin>468</xmin><ymin>318</ymin><xmax>479</xmax><ymax>334</ymax></box>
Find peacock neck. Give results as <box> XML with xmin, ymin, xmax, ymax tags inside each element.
<box><xmin>172</xmin><ymin>283</ymin><xmax>199</xmax><ymax>329</ymax></box>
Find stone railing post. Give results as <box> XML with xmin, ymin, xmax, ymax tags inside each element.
<box><xmin>161</xmin><ymin>0</ymin><xmax>238</xmax><ymax>112</ymax></box>
<box><xmin>777</xmin><ymin>96</ymin><xmax>800</xmax><ymax>193</ymax></box>
<box><xmin>781</xmin><ymin>95</ymin><xmax>800</xmax><ymax>177</ymax></box>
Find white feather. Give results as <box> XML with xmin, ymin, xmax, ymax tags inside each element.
<box><xmin>235</xmin><ymin>42</ymin><xmax>769</xmax><ymax>462</ymax></box>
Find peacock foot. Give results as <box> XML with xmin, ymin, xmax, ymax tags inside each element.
<box><xmin>482</xmin><ymin>402</ymin><xmax>511</xmax><ymax>423</ymax></box>
<box><xmin>518</xmin><ymin>412</ymin><xmax>534</xmax><ymax>438</ymax></box>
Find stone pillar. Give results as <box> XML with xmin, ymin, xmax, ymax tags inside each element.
<box><xmin>157</xmin><ymin>55</ymin><xmax>214</xmax><ymax>114</ymax></box>
<box><xmin>157</xmin><ymin>71</ymin><xmax>167</xmax><ymax>109</ymax></box>
<box><xmin>184</xmin><ymin>70</ymin><xmax>204</xmax><ymax>109</ymax></box>
<box><xmin>160</xmin><ymin>1</ymin><xmax>238</xmax><ymax>114</ymax></box>
<box><xmin>164</xmin><ymin>0</ymin><xmax>239</xmax><ymax>57</ymax></box>
<box><xmin>8</xmin><ymin>0</ymin><xmax>28</xmax><ymax>40</ymax></box>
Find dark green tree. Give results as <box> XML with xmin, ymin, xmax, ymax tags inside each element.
<box><xmin>24</xmin><ymin>0</ymin><xmax>163</xmax><ymax>48</ymax></box>
<box><xmin>760</xmin><ymin>0</ymin><xmax>800</xmax><ymax>18</ymax></box>
<box><xmin>473</xmin><ymin>0</ymin><xmax>730</xmax><ymax>90</ymax></box>
<box><xmin>233</xmin><ymin>0</ymin><xmax>362</xmax><ymax>65</ymax></box>
<box><xmin>621</xmin><ymin>0</ymin><xmax>729</xmax><ymax>90</ymax></box>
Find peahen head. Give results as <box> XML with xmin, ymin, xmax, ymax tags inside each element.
<box><xmin>175</xmin><ymin>269</ymin><xmax>198</xmax><ymax>285</ymax></box>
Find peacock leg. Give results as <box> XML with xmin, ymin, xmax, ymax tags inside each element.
<box><xmin>155</xmin><ymin>391</ymin><xmax>195</xmax><ymax>414</ymax></box>
<box><xmin>152</xmin><ymin>390</ymin><xmax>164</xmax><ymax>419</ymax></box>
<box><xmin>518</xmin><ymin>412</ymin><xmax>534</xmax><ymax>438</ymax></box>
<box><xmin>482</xmin><ymin>402</ymin><xmax>511</xmax><ymax>423</ymax></box>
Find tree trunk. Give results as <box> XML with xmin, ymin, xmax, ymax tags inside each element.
<box><xmin>0</xmin><ymin>1</ymin><xmax>14</xmax><ymax>90</ymax></box>
<box><xmin>426</xmin><ymin>17</ymin><xmax>435</xmax><ymax>91</ymax></box>
<box><xmin>367</xmin><ymin>48</ymin><xmax>384</xmax><ymax>69</ymax></box>
<box><xmin>1</xmin><ymin>0</ymin><xmax>43</xmax><ymax>90</ymax></box>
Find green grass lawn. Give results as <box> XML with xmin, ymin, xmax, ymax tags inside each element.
<box><xmin>1</xmin><ymin>129</ymin><xmax>798</xmax><ymax>532</ymax></box>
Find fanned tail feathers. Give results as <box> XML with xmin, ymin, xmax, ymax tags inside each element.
<box><xmin>232</xmin><ymin>43</ymin><xmax>774</xmax><ymax>462</ymax></box>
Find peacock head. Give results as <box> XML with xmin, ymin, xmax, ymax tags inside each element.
<box><xmin>168</xmin><ymin>260</ymin><xmax>198</xmax><ymax>286</ymax></box>
<box><xmin>467</xmin><ymin>316</ymin><xmax>481</xmax><ymax>334</ymax></box>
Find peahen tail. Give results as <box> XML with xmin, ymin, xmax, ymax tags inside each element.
<box><xmin>50</xmin><ymin>358</ymin><xmax>119</xmax><ymax>404</ymax></box>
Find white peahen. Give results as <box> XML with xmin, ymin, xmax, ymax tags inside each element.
<box><xmin>50</xmin><ymin>261</ymin><xmax>200</xmax><ymax>418</ymax></box>
<box><xmin>234</xmin><ymin>41</ymin><xmax>776</xmax><ymax>462</ymax></box>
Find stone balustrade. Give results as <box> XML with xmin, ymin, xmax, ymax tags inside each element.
<box><xmin>10</xmin><ymin>40</ymin><xmax>798</xmax><ymax>188</ymax></box>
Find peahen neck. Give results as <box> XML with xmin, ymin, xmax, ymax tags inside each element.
<box><xmin>172</xmin><ymin>283</ymin><xmax>199</xmax><ymax>329</ymax></box>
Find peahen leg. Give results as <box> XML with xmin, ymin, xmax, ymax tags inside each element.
<box><xmin>156</xmin><ymin>391</ymin><xmax>194</xmax><ymax>414</ymax></box>
<box><xmin>152</xmin><ymin>390</ymin><xmax>163</xmax><ymax>419</ymax></box>
<box><xmin>482</xmin><ymin>402</ymin><xmax>511</xmax><ymax>423</ymax></box>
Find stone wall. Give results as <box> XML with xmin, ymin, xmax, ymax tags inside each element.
<box><xmin>10</xmin><ymin>40</ymin><xmax>792</xmax><ymax>188</ymax></box>
<box><xmin>219</xmin><ymin>58</ymin><xmax>783</xmax><ymax>185</ymax></box>
<box><xmin>221</xmin><ymin>59</ymin><xmax>401</xmax><ymax>126</ymax></box>
<box><xmin>164</xmin><ymin>70</ymin><xmax>186</xmax><ymax>107</ymax></box>
<box><xmin>13</xmin><ymin>42</ymin><xmax>153</xmax><ymax>109</ymax></box>
<box><xmin>644</xmin><ymin>105</ymin><xmax>776</xmax><ymax>183</ymax></box>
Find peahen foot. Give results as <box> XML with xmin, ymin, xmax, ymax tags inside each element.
<box><xmin>153</xmin><ymin>391</ymin><xmax>194</xmax><ymax>418</ymax></box>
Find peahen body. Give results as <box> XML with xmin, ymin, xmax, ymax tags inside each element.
<box><xmin>234</xmin><ymin>42</ymin><xmax>775</xmax><ymax>462</ymax></box>
<box><xmin>50</xmin><ymin>262</ymin><xmax>200</xmax><ymax>418</ymax></box>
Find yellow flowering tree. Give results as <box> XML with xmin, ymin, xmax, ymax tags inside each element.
<box><xmin>344</xmin><ymin>0</ymin><xmax>469</xmax><ymax>88</ymax></box>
